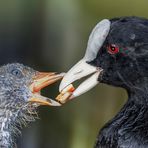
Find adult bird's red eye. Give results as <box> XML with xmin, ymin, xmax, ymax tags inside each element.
<box><xmin>107</xmin><ymin>44</ymin><xmax>119</xmax><ymax>54</ymax></box>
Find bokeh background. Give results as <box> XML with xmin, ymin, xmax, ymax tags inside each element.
<box><xmin>0</xmin><ymin>0</ymin><xmax>148</xmax><ymax>148</ymax></box>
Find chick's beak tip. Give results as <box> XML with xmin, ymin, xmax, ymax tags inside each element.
<box><xmin>28</xmin><ymin>72</ymin><xmax>65</xmax><ymax>106</ymax></box>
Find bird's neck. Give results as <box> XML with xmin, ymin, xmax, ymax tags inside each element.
<box><xmin>127</xmin><ymin>78</ymin><xmax>148</xmax><ymax>105</ymax></box>
<box><xmin>109</xmin><ymin>86</ymin><xmax>148</xmax><ymax>130</ymax></box>
<box><xmin>97</xmin><ymin>86</ymin><xmax>148</xmax><ymax>147</ymax></box>
<box><xmin>0</xmin><ymin>105</ymin><xmax>37</xmax><ymax>148</ymax></box>
<box><xmin>0</xmin><ymin>108</ymin><xmax>16</xmax><ymax>147</ymax></box>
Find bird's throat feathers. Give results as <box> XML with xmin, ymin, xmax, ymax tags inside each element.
<box><xmin>0</xmin><ymin>103</ymin><xmax>38</xmax><ymax>147</ymax></box>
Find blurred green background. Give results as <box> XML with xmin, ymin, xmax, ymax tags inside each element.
<box><xmin>0</xmin><ymin>0</ymin><xmax>148</xmax><ymax>148</ymax></box>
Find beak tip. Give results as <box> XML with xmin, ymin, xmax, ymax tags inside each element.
<box><xmin>59</xmin><ymin>82</ymin><xmax>65</xmax><ymax>92</ymax></box>
<box><xmin>59</xmin><ymin>72</ymin><xmax>66</xmax><ymax>77</ymax></box>
<box><xmin>51</xmin><ymin>101</ymin><xmax>62</xmax><ymax>106</ymax></box>
<box><xmin>59</xmin><ymin>82</ymin><xmax>69</xmax><ymax>93</ymax></box>
<box><xmin>59</xmin><ymin>85</ymin><xmax>62</xmax><ymax>92</ymax></box>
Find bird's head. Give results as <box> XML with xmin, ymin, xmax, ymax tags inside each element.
<box><xmin>0</xmin><ymin>63</ymin><xmax>63</xmax><ymax>114</ymax></box>
<box><xmin>58</xmin><ymin>17</ymin><xmax>148</xmax><ymax>102</ymax></box>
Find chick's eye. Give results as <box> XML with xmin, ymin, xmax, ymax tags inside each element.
<box><xmin>11</xmin><ymin>69</ymin><xmax>23</xmax><ymax>78</ymax></box>
<box><xmin>107</xmin><ymin>44</ymin><xmax>119</xmax><ymax>54</ymax></box>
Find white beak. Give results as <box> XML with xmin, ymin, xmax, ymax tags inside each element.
<box><xmin>59</xmin><ymin>59</ymin><xmax>103</xmax><ymax>99</ymax></box>
<box><xmin>59</xmin><ymin>19</ymin><xmax>110</xmax><ymax>100</ymax></box>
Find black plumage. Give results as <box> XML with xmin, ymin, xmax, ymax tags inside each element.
<box><xmin>91</xmin><ymin>16</ymin><xmax>148</xmax><ymax>148</ymax></box>
<box><xmin>59</xmin><ymin>16</ymin><xmax>148</xmax><ymax>148</ymax></box>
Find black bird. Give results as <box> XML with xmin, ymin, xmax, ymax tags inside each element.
<box><xmin>0</xmin><ymin>63</ymin><xmax>63</xmax><ymax>148</ymax></box>
<box><xmin>59</xmin><ymin>16</ymin><xmax>148</xmax><ymax>147</ymax></box>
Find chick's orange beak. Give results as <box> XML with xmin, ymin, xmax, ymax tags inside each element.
<box><xmin>29</xmin><ymin>72</ymin><xmax>65</xmax><ymax>106</ymax></box>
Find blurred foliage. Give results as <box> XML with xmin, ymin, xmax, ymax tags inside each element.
<box><xmin>0</xmin><ymin>0</ymin><xmax>148</xmax><ymax>148</ymax></box>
